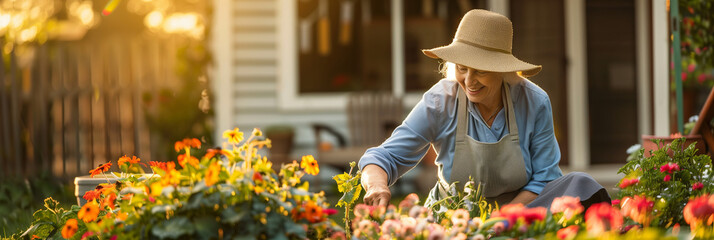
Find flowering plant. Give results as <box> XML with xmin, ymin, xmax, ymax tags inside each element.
<box><xmin>15</xmin><ymin>128</ymin><xmax>344</xmax><ymax>239</ymax></box>
<box><xmin>346</xmin><ymin>194</ymin><xmax>681</xmax><ymax>239</ymax></box>
<box><xmin>616</xmin><ymin>138</ymin><xmax>713</xmax><ymax>228</ymax></box>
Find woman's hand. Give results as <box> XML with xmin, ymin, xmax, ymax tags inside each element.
<box><xmin>509</xmin><ymin>190</ymin><xmax>538</xmax><ymax>205</ymax></box>
<box><xmin>361</xmin><ymin>164</ymin><xmax>391</xmax><ymax>206</ymax></box>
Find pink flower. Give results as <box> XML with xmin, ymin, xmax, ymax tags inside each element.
<box><xmin>550</xmin><ymin>196</ymin><xmax>584</xmax><ymax>220</ymax></box>
<box><xmin>557</xmin><ymin>225</ymin><xmax>579</xmax><ymax>240</ymax></box>
<box><xmin>451</xmin><ymin>209</ymin><xmax>470</xmax><ymax>222</ymax></box>
<box><xmin>682</xmin><ymin>73</ymin><xmax>688</xmax><ymax>81</ymax></box>
<box><xmin>354</xmin><ymin>204</ymin><xmax>371</xmax><ymax>218</ymax></box>
<box><xmin>398</xmin><ymin>193</ymin><xmax>420</xmax><ymax>210</ymax></box>
<box><xmin>693</xmin><ymin>182</ymin><xmax>704</xmax><ymax>191</ymax></box>
<box><xmin>323</xmin><ymin>208</ymin><xmax>338</xmax><ymax>215</ymax></box>
<box><xmin>585</xmin><ymin>203</ymin><xmax>623</xmax><ymax>235</ymax></box>
<box><xmin>688</xmin><ymin>63</ymin><xmax>696</xmax><ymax>72</ymax></box>
<box><xmin>380</xmin><ymin>219</ymin><xmax>401</xmax><ymax>235</ymax></box>
<box><xmin>611</xmin><ymin>199</ymin><xmax>621</xmax><ymax>207</ymax></box>
<box><xmin>698</xmin><ymin>73</ymin><xmax>709</xmax><ymax>84</ymax></box>
<box><xmin>660</xmin><ymin>162</ymin><xmax>680</xmax><ymax>173</ymax></box>
<box><xmin>664</xmin><ymin>175</ymin><xmax>672</xmax><ymax>182</ymax></box>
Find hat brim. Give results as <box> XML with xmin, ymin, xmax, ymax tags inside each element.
<box><xmin>422</xmin><ymin>42</ymin><xmax>541</xmax><ymax>77</ymax></box>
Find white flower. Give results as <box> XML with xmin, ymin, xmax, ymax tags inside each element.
<box><xmin>626</xmin><ymin>144</ymin><xmax>642</xmax><ymax>154</ymax></box>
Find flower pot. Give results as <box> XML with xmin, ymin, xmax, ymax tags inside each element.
<box><xmin>641</xmin><ymin>134</ymin><xmax>707</xmax><ymax>158</ymax></box>
<box><xmin>75</xmin><ymin>173</ymin><xmax>152</xmax><ymax>206</ymax></box>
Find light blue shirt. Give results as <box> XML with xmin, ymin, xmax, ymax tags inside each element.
<box><xmin>358</xmin><ymin>78</ymin><xmax>563</xmax><ymax>194</ymax></box>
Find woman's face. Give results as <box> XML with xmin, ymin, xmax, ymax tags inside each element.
<box><xmin>454</xmin><ymin>64</ymin><xmax>503</xmax><ymax>104</ymax></box>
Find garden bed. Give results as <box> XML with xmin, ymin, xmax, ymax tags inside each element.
<box><xmin>6</xmin><ymin>130</ymin><xmax>714</xmax><ymax>240</ymax></box>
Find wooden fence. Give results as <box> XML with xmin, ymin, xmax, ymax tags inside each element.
<box><xmin>0</xmin><ymin>37</ymin><xmax>184</xmax><ymax>180</ymax></box>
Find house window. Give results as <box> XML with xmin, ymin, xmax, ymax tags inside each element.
<box><xmin>279</xmin><ymin>0</ymin><xmax>487</xmax><ymax>110</ymax></box>
<box><xmin>297</xmin><ymin>0</ymin><xmax>393</xmax><ymax>93</ymax></box>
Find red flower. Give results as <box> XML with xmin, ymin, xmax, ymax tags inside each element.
<box><xmin>619</xmin><ymin>178</ymin><xmax>639</xmax><ymax>188</ymax></box>
<box><xmin>660</xmin><ymin>162</ymin><xmax>680</xmax><ymax>174</ymax></box>
<box><xmin>324</xmin><ymin>208</ymin><xmax>338</xmax><ymax>215</ymax></box>
<box><xmin>664</xmin><ymin>175</ymin><xmax>672</xmax><ymax>182</ymax></box>
<box><xmin>491</xmin><ymin>204</ymin><xmax>546</xmax><ymax>229</ymax></box>
<box><xmin>611</xmin><ymin>199</ymin><xmax>621</xmax><ymax>207</ymax></box>
<box><xmin>683</xmin><ymin>194</ymin><xmax>714</xmax><ymax>232</ymax></box>
<box><xmin>557</xmin><ymin>225</ymin><xmax>579</xmax><ymax>240</ymax></box>
<box><xmin>252</xmin><ymin>172</ymin><xmax>263</xmax><ymax>182</ymax></box>
<box><xmin>693</xmin><ymin>182</ymin><xmax>704</xmax><ymax>191</ymax></box>
<box><xmin>620</xmin><ymin>195</ymin><xmax>655</xmax><ymax>226</ymax></box>
<box><xmin>585</xmin><ymin>203</ymin><xmax>623</xmax><ymax>235</ymax></box>
<box><xmin>83</xmin><ymin>190</ymin><xmax>100</xmax><ymax>202</ymax></box>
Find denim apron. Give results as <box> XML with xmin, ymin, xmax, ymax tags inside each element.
<box><xmin>425</xmin><ymin>82</ymin><xmax>528</xmax><ymax>207</ymax></box>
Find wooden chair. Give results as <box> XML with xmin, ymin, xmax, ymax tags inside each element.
<box><xmin>312</xmin><ymin>92</ymin><xmax>404</xmax><ymax>172</ymax></box>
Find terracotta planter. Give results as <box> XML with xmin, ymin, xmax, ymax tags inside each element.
<box><xmin>75</xmin><ymin>173</ymin><xmax>152</xmax><ymax>206</ymax></box>
<box><xmin>641</xmin><ymin>134</ymin><xmax>707</xmax><ymax>158</ymax></box>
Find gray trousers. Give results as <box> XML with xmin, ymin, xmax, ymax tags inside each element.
<box><xmin>527</xmin><ymin>172</ymin><xmax>611</xmax><ymax>209</ymax></box>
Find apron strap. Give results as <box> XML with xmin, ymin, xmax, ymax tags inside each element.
<box><xmin>455</xmin><ymin>87</ymin><xmax>469</xmax><ymax>143</ymax></box>
<box><xmin>503</xmin><ymin>82</ymin><xmax>519</xmax><ymax>138</ymax></box>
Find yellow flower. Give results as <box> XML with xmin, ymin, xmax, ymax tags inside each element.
<box><xmin>223</xmin><ymin>128</ymin><xmax>244</xmax><ymax>144</ymax></box>
<box><xmin>301</xmin><ymin>155</ymin><xmax>319</xmax><ymax>175</ymax></box>
<box><xmin>252</xmin><ymin>128</ymin><xmax>262</xmax><ymax>137</ymax></box>
<box><xmin>61</xmin><ymin>218</ymin><xmax>78</xmax><ymax>239</ymax></box>
<box><xmin>205</xmin><ymin>161</ymin><xmax>221</xmax><ymax>186</ymax></box>
<box><xmin>78</xmin><ymin>201</ymin><xmax>100</xmax><ymax>222</ymax></box>
<box><xmin>150</xmin><ymin>181</ymin><xmax>164</xmax><ymax>197</ymax></box>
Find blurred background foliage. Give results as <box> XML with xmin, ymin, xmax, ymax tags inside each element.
<box><xmin>1</xmin><ymin>0</ymin><xmax>213</xmax><ymax>235</ymax></box>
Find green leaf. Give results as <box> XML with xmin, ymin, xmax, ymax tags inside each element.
<box><xmin>151</xmin><ymin>217</ymin><xmax>195</xmax><ymax>239</ymax></box>
<box><xmin>19</xmin><ymin>221</ymin><xmax>55</xmax><ymax>239</ymax></box>
<box><xmin>221</xmin><ymin>207</ymin><xmax>248</xmax><ymax>224</ymax></box>
<box><xmin>31</xmin><ymin>209</ymin><xmax>55</xmax><ymax>225</ymax></box>
<box><xmin>193</xmin><ymin>216</ymin><xmax>219</xmax><ymax>240</ymax></box>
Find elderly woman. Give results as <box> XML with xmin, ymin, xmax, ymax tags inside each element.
<box><xmin>358</xmin><ymin>9</ymin><xmax>609</xmax><ymax>208</ymax></box>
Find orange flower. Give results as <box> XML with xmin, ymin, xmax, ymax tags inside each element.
<box><xmin>117</xmin><ymin>155</ymin><xmax>143</xmax><ymax>169</ymax></box>
<box><xmin>78</xmin><ymin>201</ymin><xmax>100</xmax><ymax>222</ymax></box>
<box><xmin>96</xmin><ymin>183</ymin><xmax>116</xmax><ymax>195</ymax></box>
<box><xmin>83</xmin><ymin>190</ymin><xmax>100</xmax><ymax>202</ymax></box>
<box><xmin>150</xmin><ymin>161</ymin><xmax>176</xmax><ymax>173</ymax></box>
<box><xmin>304</xmin><ymin>201</ymin><xmax>325</xmax><ymax>223</ymax></box>
<box><xmin>300</xmin><ymin>155</ymin><xmax>319</xmax><ymax>175</ymax></box>
<box><xmin>204</xmin><ymin>147</ymin><xmax>232</xmax><ymax>159</ymax></box>
<box><xmin>89</xmin><ymin>162</ymin><xmax>112</xmax><ymax>177</ymax></box>
<box><xmin>174</xmin><ymin>138</ymin><xmax>201</xmax><ymax>152</ymax></box>
<box><xmin>205</xmin><ymin>161</ymin><xmax>221</xmax><ymax>186</ymax></box>
<box><xmin>585</xmin><ymin>203</ymin><xmax>623</xmax><ymax>235</ymax></box>
<box><xmin>620</xmin><ymin>195</ymin><xmax>654</xmax><ymax>226</ymax></box>
<box><xmin>223</xmin><ymin>128</ymin><xmax>244</xmax><ymax>144</ymax></box>
<box><xmin>178</xmin><ymin>154</ymin><xmax>199</xmax><ymax>168</ymax></box>
<box><xmin>61</xmin><ymin>219</ymin><xmax>79</xmax><ymax>238</ymax></box>
<box><xmin>102</xmin><ymin>192</ymin><xmax>117</xmax><ymax>210</ymax></box>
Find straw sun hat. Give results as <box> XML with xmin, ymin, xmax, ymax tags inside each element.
<box><xmin>422</xmin><ymin>9</ymin><xmax>541</xmax><ymax>77</ymax></box>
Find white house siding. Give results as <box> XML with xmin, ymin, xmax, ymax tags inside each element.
<box><xmin>232</xmin><ymin>0</ymin><xmax>348</xmax><ymax>157</ymax></box>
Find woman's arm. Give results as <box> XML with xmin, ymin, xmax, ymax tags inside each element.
<box><xmin>510</xmin><ymin>190</ymin><xmax>538</xmax><ymax>205</ymax></box>
<box><xmin>361</xmin><ymin>164</ymin><xmax>391</xmax><ymax>206</ymax></box>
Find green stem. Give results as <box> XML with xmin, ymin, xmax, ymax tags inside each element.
<box><xmin>344</xmin><ymin>204</ymin><xmax>351</xmax><ymax>239</ymax></box>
